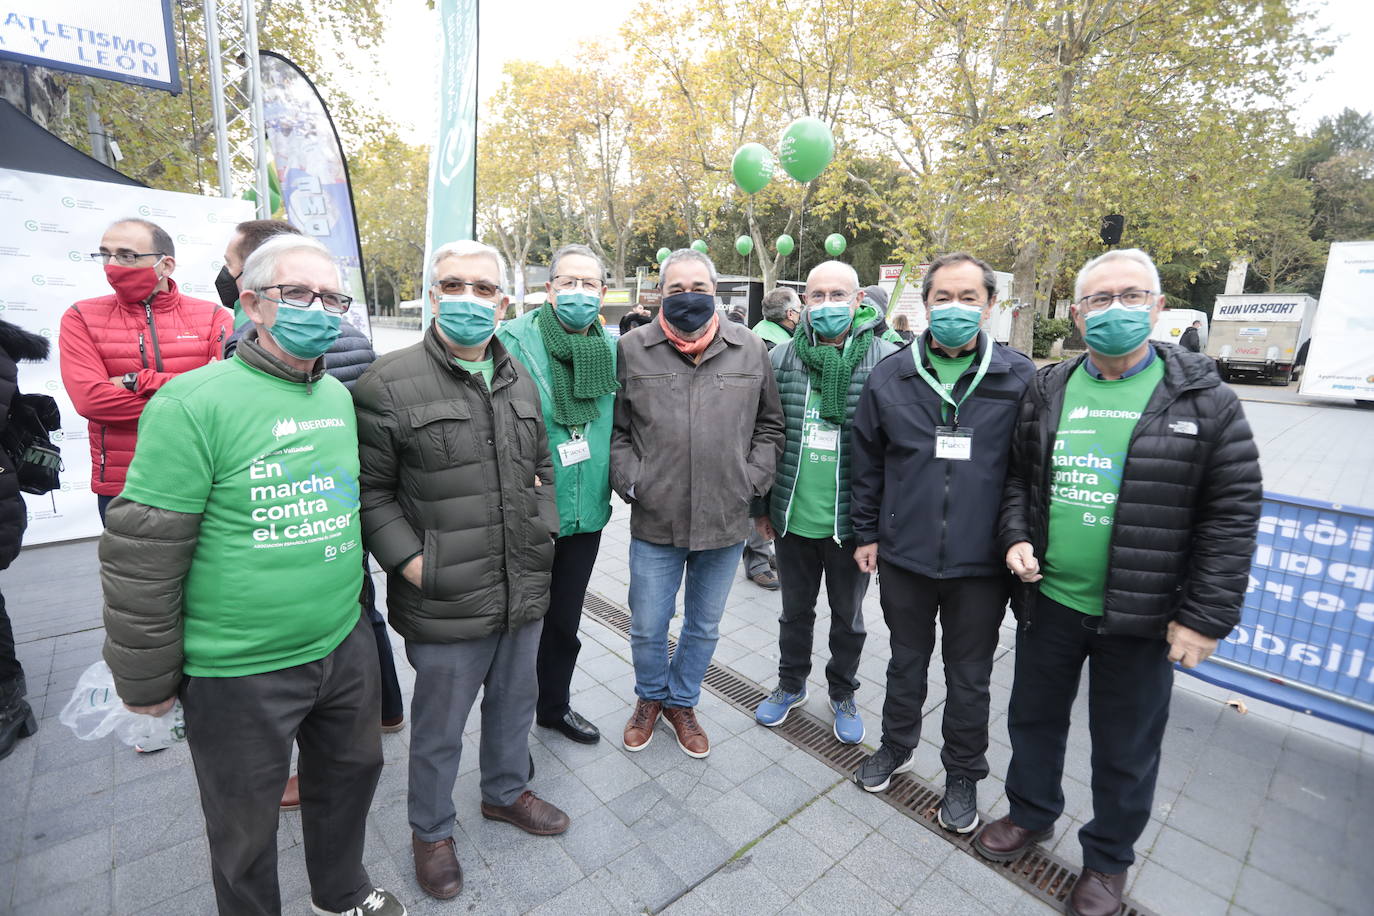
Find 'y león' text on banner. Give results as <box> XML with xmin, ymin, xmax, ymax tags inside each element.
<box><xmin>1198</xmin><ymin>493</ymin><xmax>1374</xmax><ymax>731</ymax></box>
<box><xmin>259</xmin><ymin>51</ymin><xmax>372</xmax><ymax>342</ymax></box>
<box><xmin>422</xmin><ymin>0</ymin><xmax>479</xmax><ymax>306</ymax></box>
<box><xmin>0</xmin><ymin>1</ymin><xmax>180</xmax><ymax>93</ymax></box>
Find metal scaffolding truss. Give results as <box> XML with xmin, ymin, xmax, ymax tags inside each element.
<box><xmin>203</xmin><ymin>0</ymin><xmax>269</xmax><ymax>213</ymax></box>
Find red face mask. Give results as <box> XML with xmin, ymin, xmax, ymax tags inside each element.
<box><xmin>104</xmin><ymin>263</ymin><xmax>163</xmax><ymax>304</ymax></box>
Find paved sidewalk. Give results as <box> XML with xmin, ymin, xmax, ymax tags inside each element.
<box><xmin>1</xmin><ymin>496</ymin><xmax>1370</xmax><ymax>915</ymax></box>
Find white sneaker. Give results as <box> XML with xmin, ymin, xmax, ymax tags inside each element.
<box><xmin>311</xmin><ymin>887</ymin><xmax>407</xmax><ymax>916</ymax></box>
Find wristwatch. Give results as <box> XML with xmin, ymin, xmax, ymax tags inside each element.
<box><xmin>121</xmin><ymin>372</ymin><xmax>138</xmax><ymax>392</ymax></box>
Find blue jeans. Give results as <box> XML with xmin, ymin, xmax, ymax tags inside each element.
<box><xmin>628</xmin><ymin>537</ymin><xmax>744</xmax><ymax>708</ymax></box>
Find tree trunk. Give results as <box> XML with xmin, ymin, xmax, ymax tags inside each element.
<box><xmin>1009</xmin><ymin>240</ymin><xmax>1039</xmax><ymax>355</ymax></box>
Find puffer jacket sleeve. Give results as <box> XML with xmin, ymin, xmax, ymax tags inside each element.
<box><xmin>58</xmin><ymin>306</ymin><xmax>147</xmax><ymax>425</ymax></box>
<box><xmin>100</xmin><ymin>497</ymin><xmax>200</xmax><ymax>706</ymax></box>
<box><xmin>353</xmin><ymin>365</ymin><xmax>424</xmax><ymax>573</ymax></box>
<box><xmin>1173</xmin><ymin>388</ymin><xmax>1262</xmax><ymax>638</ymax></box>
<box><xmin>532</xmin><ymin>403</ymin><xmax>559</xmax><ymax>537</ymax></box>
<box><xmin>999</xmin><ymin>387</ymin><xmax>1039</xmax><ymax>554</ymax></box>
<box><xmin>849</xmin><ymin>369</ymin><xmax>887</xmax><ymax>547</ymax></box>
<box><xmin>323</xmin><ymin>322</ymin><xmax>378</xmax><ymax>390</ymax></box>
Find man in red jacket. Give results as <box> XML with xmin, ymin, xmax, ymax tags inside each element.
<box><xmin>60</xmin><ymin>218</ymin><xmax>233</xmax><ymax>522</ymax></box>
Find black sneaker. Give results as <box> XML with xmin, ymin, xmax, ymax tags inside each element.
<box><xmin>937</xmin><ymin>774</ymin><xmax>979</xmax><ymax>833</ymax></box>
<box><xmin>854</xmin><ymin>743</ymin><xmax>914</xmax><ymax>793</ymax></box>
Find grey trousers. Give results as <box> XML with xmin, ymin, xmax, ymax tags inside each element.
<box><xmin>405</xmin><ymin>620</ymin><xmax>543</xmax><ymax>841</ymax></box>
<box><xmin>181</xmin><ymin>614</ymin><xmax>382</xmax><ymax>916</ymax></box>
<box><xmin>743</xmin><ymin>527</ymin><xmax>774</xmax><ymax>577</ymax></box>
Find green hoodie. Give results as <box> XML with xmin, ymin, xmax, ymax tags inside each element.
<box><xmin>497</xmin><ymin>310</ymin><xmax>615</xmax><ymax>536</ymax></box>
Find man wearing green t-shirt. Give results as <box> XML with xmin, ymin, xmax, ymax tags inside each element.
<box><xmin>850</xmin><ymin>253</ymin><xmax>1035</xmax><ymax>837</ymax></box>
<box><xmin>976</xmin><ymin>249</ymin><xmax>1261</xmax><ymax>916</ymax></box>
<box><xmin>497</xmin><ymin>243</ymin><xmax>618</xmax><ymax>746</ymax></box>
<box><xmin>751</xmin><ymin>262</ymin><xmax>897</xmax><ymax>745</ymax></box>
<box><xmin>354</xmin><ymin>240</ymin><xmax>567</xmax><ymax>902</ymax></box>
<box><xmin>100</xmin><ymin>235</ymin><xmax>403</xmax><ymax>916</ymax></box>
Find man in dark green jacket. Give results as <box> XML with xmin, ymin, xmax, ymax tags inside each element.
<box><xmin>752</xmin><ymin>261</ymin><xmax>897</xmax><ymax>745</ymax></box>
<box><xmin>353</xmin><ymin>240</ymin><xmax>567</xmax><ymax>902</ymax></box>
<box><xmin>496</xmin><ymin>243</ymin><xmax>617</xmax><ymax>746</ymax></box>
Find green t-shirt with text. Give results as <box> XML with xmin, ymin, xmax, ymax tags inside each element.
<box><xmin>1040</xmin><ymin>359</ymin><xmax>1165</xmax><ymax>615</ymax></box>
<box><xmin>120</xmin><ymin>357</ymin><xmax>364</xmax><ymax>677</ymax></box>
<box><xmin>786</xmin><ymin>389</ymin><xmax>841</xmax><ymax>538</ymax></box>
<box><xmin>927</xmin><ymin>347</ymin><xmax>975</xmax><ymax>420</ymax></box>
<box><xmin>454</xmin><ymin>356</ymin><xmax>494</xmax><ymax>389</ymax></box>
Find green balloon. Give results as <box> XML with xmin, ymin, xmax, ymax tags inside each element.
<box><xmin>775</xmin><ymin>234</ymin><xmax>795</xmax><ymax>256</ymax></box>
<box><xmin>731</xmin><ymin>143</ymin><xmax>774</xmax><ymax>195</ymax></box>
<box><xmin>824</xmin><ymin>233</ymin><xmax>847</xmax><ymax>256</ymax></box>
<box><xmin>691</xmin><ymin>239</ymin><xmax>708</xmax><ymax>254</ymax></box>
<box><xmin>735</xmin><ymin>235</ymin><xmax>754</xmax><ymax>256</ymax></box>
<box><xmin>656</xmin><ymin>247</ymin><xmax>671</xmax><ymax>264</ymax></box>
<box><xmin>778</xmin><ymin>116</ymin><xmax>835</xmax><ymax>183</ymax></box>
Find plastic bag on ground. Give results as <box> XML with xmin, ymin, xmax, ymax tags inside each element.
<box><xmin>59</xmin><ymin>660</ymin><xmax>186</xmax><ymax>751</ymax></box>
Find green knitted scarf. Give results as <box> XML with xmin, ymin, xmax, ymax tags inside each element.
<box><xmin>792</xmin><ymin>321</ymin><xmax>872</xmax><ymax>425</ymax></box>
<box><xmin>536</xmin><ymin>302</ymin><xmax>618</xmax><ymax>428</ymax></box>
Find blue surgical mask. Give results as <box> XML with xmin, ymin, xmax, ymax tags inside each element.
<box><xmin>269</xmin><ymin>305</ymin><xmax>341</xmax><ymax>360</ymax></box>
<box><xmin>661</xmin><ymin>291</ymin><xmax>716</xmax><ymax>332</ymax></box>
<box><xmin>928</xmin><ymin>304</ymin><xmax>984</xmax><ymax>349</ymax></box>
<box><xmin>809</xmin><ymin>304</ymin><xmax>854</xmax><ymax>340</ymax></box>
<box><xmin>437</xmin><ymin>295</ymin><xmax>497</xmax><ymax>347</ymax></box>
<box><xmin>553</xmin><ymin>290</ymin><xmax>601</xmax><ymax>331</ymax></box>
<box><xmin>1084</xmin><ymin>304</ymin><xmax>1152</xmax><ymax>357</ymax></box>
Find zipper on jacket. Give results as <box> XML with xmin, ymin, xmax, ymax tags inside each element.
<box><xmin>98</xmin><ymin>426</ymin><xmax>107</xmax><ymax>481</ymax></box>
<box><xmin>144</xmin><ymin>302</ymin><xmax>165</xmax><ymax>371</ymax></box>
<box><xmin>215</xmin><ymin>326</ymin><xmax>226</xmax><ymax>359</ymax></box>
<box><xmin>779</xmin><ymin>378</ymin><xmax>809</xmax><ymax>536</ymax></box>
<box><xmin>138</xmin><ymin>332</ymin><xmax>148</xmax><ymax>368</ymax></box>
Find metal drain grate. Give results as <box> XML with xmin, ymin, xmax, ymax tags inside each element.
<box><xmin>583</xmin><ymin>591</ymin><xmax>1154</xmax><ymax>916</ymax></box>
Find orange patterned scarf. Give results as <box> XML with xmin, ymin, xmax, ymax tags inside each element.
<box><xmin>659</xmin><ymin>310</ymin><xmax>718</xmax><ymax>359</ymax></box>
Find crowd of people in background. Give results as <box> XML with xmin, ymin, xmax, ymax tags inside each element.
<box><xmin>0</xmin><ymin>217</ymin><xmax>1262</xmax><ymax>916</ymax></box>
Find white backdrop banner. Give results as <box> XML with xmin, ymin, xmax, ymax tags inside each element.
<box><xmin>0</xmin><ymin>1</ymin><xmax>180</xmax><ymax>92</ymax></box>
<box><xmin>1301</xmin><ymin>241</ymin><xmax>1374</xmax><ymax>402</ymax></box>
<box><xmin>0</xmin><ymin>167</ymin><xmax>252</xmax><ymax>544</ymax></box>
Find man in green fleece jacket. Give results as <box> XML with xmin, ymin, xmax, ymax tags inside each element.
<box><xmin>496</xmin><ymin>243</ymin><xmax>618</xmax><ymax>746</ymax></box>
<box><xmin>100</xmin><ymin>235</ymin><xmax>404</xmax><ymax>916</ymax></box>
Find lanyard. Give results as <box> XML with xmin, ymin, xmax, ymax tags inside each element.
<box><xmin>911</xmin><ymin>333</ymin><xmax>993</xmax><ymax>428</ymax></box>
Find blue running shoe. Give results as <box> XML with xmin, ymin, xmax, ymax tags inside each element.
<box><xmin>830</xmin><ymin>695</ymin><xmax>865</xmax><ymax>744</ymax></box>
<box><xmin>755</xmin><ymin>686</ymin><xmax>808</xmax><ymax>726</ymax></box>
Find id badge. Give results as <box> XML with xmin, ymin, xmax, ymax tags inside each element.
<box><xmin>934</xmin><ymin>426</ymin><xmax>973</xmax><ymax>461</ymax></box>
<box><xmin>805</xmin><ymin>424</ymin><xmax>839</xmax><ymax>452</ymax></box>
<box><xmin>558</xmin><ymin>437</ymin><xmax>591</xmax><ymax>466</ymax></box>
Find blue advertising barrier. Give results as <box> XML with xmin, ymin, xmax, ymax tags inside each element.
<box><xmin>1185</xmin><ymin>492</ymin><xmax>1374</xmax><ymax>734</ymax></box>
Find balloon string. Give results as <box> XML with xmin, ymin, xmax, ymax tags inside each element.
<box><xmin>797</xmin><ymin>199</ymin><xmax>805</xmax><ymax>282</ymax></box>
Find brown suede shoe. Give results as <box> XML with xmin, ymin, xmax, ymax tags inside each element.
<box><xmin>661</xmin><ymin>705</ymin><xmax>710</xmax><ymax>758</ymax></box>
<box><xmin>1067</xmin><ymin>867</ymin><xmax>1127</xmax><ymax>916</ymax></box>
<box><xmin>623</xmin><ymin>698</ymin><xmax>662</xmax><ymax>752</ymax></box>
<box><xmin>480</xmin><ymin>790</ymin><xmax>570</xmax><ymax>836</ymax></box>
<box><xmin>381</xmin><ymin>714</ymin><xmax>405</xmax><ymax>733</ymax></box>
<box><xmin>971</xmin><ymin>814</ymin><xmax>1053</xmax><ymax>862</ymax></box>
<box><xmin>279</xmin><ymin>774</ymin><xmax>300</xmax><ymax>812</ymax></box>
<box><xmin>412</xmin><ymin>833</ymin><xmax>463</xmax><ymax>899</ymax></box>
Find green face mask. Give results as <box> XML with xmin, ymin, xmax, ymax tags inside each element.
<box><xmin>1084</xmin><ymin>304</ymin><xmax>1152</xmax><ymax>357</ymax></box>
<box><xmin>928</xmin><ymin>304</ymin><xmax>984</xmax><ymax>349</ymax></box>
<box><xmin>269</xmin><ymin>305</ymin><xmax>341</xmax><ymax>359</ymax></box>
<box><xmin>554</xmin><ymin>290</ymin><xmax>601</xmax><ymax>331</ymax></box>
<box><xmin>809</xmin><ymin>303</ymin><xmax>854</xmax><ymax>340</ymax></box>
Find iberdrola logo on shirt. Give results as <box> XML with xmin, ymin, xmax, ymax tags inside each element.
<box><xmin>272</xmin><ymin>416</ymin><xmax>346</xmax><ymax>439</ymax></box>
<box><xmin>273</xmin><ymin>417</ymin><xmax>299</xmax><ymax>438</ymax></box>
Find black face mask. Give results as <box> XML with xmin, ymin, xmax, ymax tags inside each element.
<box><xmin>661</xmin><ymin>291</ymin><xmax>716</xmax><ymax>332</ymax></box>
<box><xmin>215</xmin><ymin>265</ymin><xmax>240</xmax><ymax>310</ymax></box>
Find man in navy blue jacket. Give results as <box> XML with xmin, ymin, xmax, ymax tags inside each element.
<box><xmin>849</xmin><ymin>252</ymin><xmax>1034</xmax><ymax>835</ymax></box>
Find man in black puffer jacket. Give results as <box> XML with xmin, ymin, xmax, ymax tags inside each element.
<box><xmin>0</xmin><ymin>320</ymin><xmax>50</xmax><ymax>760</ymax></box>
<box><xmin>973</xmin><ymin>249</ymin><xmax>1261</xmax><ymax>916</ymax></box>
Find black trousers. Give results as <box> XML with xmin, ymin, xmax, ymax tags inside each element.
<box><xmin>1005</xmin><ymin>592</ymin><xmax>1173</xmax><ymax>874</ymax></box>
<box><xmin>877</xmin><ymin>561</ymin><xmax>1009</xmax><ymax>780</ymax></box>
<box><xmin>0</xmin><ymin>588</ymin><xmax>19</xmax><ymax>683</ymax></box>
<box><xmin>361</xmin><ymin>564</ymin><xmax>403</xmax><ymax>721</ymax></box>
<box><xmin>536</xmin><ymin>529</ymin><xmax>602</xmax><ymax>723</ymax></box>
<box><xmin>182</xmin><ymin>614</ymin><xmax>383</xmax><ymax>915</ymax></box>
<box><xmin>774</xmin><ymin>533</ymin><xmax>869</xmax><ymax>699</ymax></box>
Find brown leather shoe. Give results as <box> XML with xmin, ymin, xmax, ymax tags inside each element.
<box><xmin>750</xmin><ymin>570</ymin><xmax>780</xmax><ymax>590</ymax></box>
<box><xmin>623</xmin><ymin>698</ymin><xmax>662</xmax><ymax>752</ymax></box>
<box><xmin>1067</xmin><ymin>867</ymin><xmax>1127</xmax><ymax>916</ymax></box>
<box><xmin>279</xmin><ymin>774</ymin><xmax>300</xmax><ymax>812</ymax></box>
<box><xmin>661</xmin><ymin>705</ymin><xmax>710</xmax><ymax>758</ymax></box>
<box><xmin>480</xmin><ymin>790</ymin><xmax>570</xmax><ymax>836</ymax></box>
<box><xmin>412</xmin><ymin>833</ymin><xmax>463</xmax><ymax>899</ymax></box>
<box><xmin>381</xmin><ymin>714</ymin><xmax>405</xmax><ymax>733</ymax></box>
<box><xmin>971</xmin><ymin>814</ymin><xmax>1053</xmax><ymax>862</ymax></box>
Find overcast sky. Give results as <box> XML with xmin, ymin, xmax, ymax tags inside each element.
<box><xmin>359</xmin><ymin>0</ymin><xmax>1371</xmax><ymax>143</ymax></box>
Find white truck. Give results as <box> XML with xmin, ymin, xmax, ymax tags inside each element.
<box><xmin>1300</xmin><ymin>241</ymin><xmax>1374</xmax><ymax>407</ymax></box>
<box><xmin>1150</xmin><ymin>308</ymin><xmax>1209</xmax><ymax>350</ymax></box>
<box><xmin>1206</xmin><ymin>294</ymin><xmax>1318</xmax><ymax>386</ymax></box>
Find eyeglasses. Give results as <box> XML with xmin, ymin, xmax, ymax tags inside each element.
<box><xmin>551</xmin><ymin>276</ymin><xmax>603</xmax><ymax>293</ymax></box>
<box><xmin>258</xmin><ymin>284</ymin><xmax>353</xmax><ymax>314</ymax></box>
<box><xmin>805</xmin><ymin>290</ymin><xmax>856</xmax><ymax>304</ymax></box>
<box><xmin>434</xmin><ymin>278</ymin><xmax>500</xmax><ymax>298</ymax></box>
<box><xmin>929</xmin><ymin>294</ymin><xmax>986</xmax><ymax>306</ymax></box>
<box><xmin>89</xmin><ymin>251</ymin><xmax>166</xmax><ymax>267</ymax></box>
<box><xmin>1077</xmin><ymin>289</ymin><xmax>1157</xmax><ymax>312</ymax></box>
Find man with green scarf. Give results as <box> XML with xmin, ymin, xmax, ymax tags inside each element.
<box><xmin>751</xmin><ymin>261</ymin><xmax>898</xmax><ymax>746</ymax></box>
<box><xmin>497</xmin><ymin>244</ymin><xmax>618</xmax><ymax>746</ymax></box>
